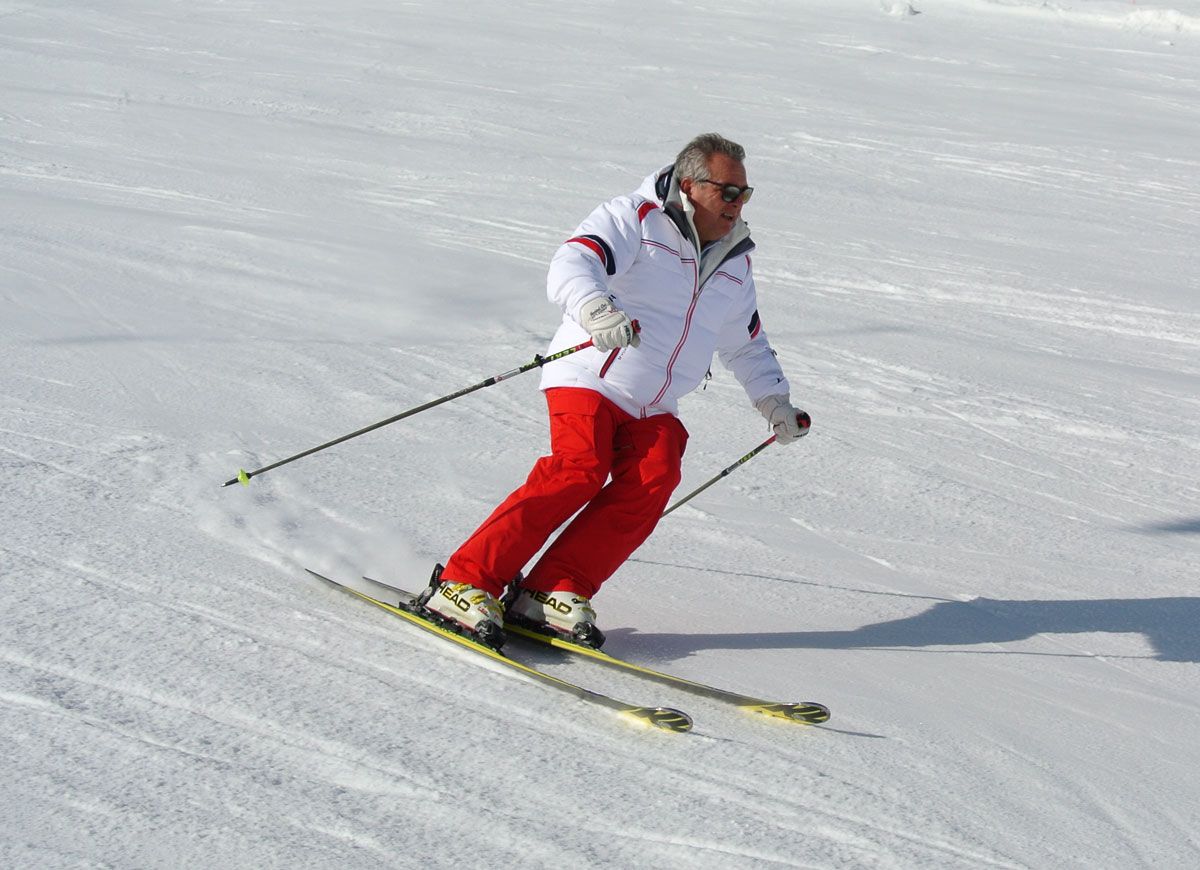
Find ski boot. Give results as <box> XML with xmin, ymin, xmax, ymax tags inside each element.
<box><xmin>417</xmin><ymin>564</ymin><xmax>506</xmax><ymax>650</ymax></box>
<box><xmin>505</xmin><ymin>585</ymin><xmax>606</xmax><ymax>649</ymax></box>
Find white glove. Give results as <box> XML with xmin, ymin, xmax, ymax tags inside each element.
<box><xmin>755</xmin><ymin>394</ymin><xmax>811</xmax><ymax>444</ymax></box>
<box><xmin>578</xmin><ymin>295</ymin><xmax>640</xmax><ymax>352</ymax></box>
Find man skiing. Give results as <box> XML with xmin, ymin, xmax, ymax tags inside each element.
<box><xmin>420</xmin><ymin>133</ymin><xmax>809</xmax><ymax>648</ymax></box>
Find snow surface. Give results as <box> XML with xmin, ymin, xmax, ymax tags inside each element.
<box><xmin>3</xmin><ymin>0</ymin><xmax>1199</xmax><ymax>867</ymax></box>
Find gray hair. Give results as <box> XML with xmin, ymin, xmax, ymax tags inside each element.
<box><xmin>674</xmin><ymin>133</ymin><xmax>746</xmax><ymax>182</ymax></box>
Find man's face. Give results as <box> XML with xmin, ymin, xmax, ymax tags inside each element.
<box><xmin>680</xmin><ymin>153</ymin><xmax>749</xmax><ymax>245</ymax></box>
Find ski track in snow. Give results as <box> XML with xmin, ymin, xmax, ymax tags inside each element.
<box><xmin>3</xmin><ymin>0</ymin><xmax>1200</xmax><ymax>867</ymax></box>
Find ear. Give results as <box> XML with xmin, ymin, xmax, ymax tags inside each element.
<box><xmin>679</xmin><ymin>177</ymin><xmax>694</xmax><ymax>196</ymax></box>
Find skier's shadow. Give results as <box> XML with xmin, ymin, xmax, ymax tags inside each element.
<box><xmin>1143</xmin><ymin>517</ymin><xmax>1200</xmax><ymax>534</ymax></box>
<box><xmin>618</xmin><ymin>597</ymin><xmax>1200</xmax><ymax>663</ymax></box>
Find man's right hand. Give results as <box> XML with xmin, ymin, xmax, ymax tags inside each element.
<box><xmin>579</xmin><ymin>296</ymin><xmax>641</xmax><ymax>352</ymax></box>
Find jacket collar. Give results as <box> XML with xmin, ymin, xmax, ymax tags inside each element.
<box><xmin>652</xmin><ymin>166</ymin><xmax>754</xmax><ymax>283</ymax></box>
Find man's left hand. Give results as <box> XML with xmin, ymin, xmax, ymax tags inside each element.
<box><xmin>755</xmin><ymin>395</ymin><xmax>811</xmax><ymax>444</ymax></box>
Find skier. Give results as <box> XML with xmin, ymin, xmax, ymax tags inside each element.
<box><xmin>420</xmin><ymin>133</ymin><xmax>809</xmax><ymax>647</ymax></box>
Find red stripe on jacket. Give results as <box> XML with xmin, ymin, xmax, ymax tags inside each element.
<box><xmin>567</xmin><ymin>236</ymin><xmax>608</xmax><ymax>270</ymax></box>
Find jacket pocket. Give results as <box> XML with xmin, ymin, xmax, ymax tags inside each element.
<box><xmin>599</xmin><ymin>348</ymin><xmax>620</xmax><ymax>379</ymax></box>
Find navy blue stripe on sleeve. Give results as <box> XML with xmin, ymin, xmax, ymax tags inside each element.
<box><xmin>577</xmin><ymin>233</ymin><xmax>617</xmax><ymax>276</ymax></box>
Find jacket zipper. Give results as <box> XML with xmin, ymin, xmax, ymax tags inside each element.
<box><xmin>650</xmin><ymin>256</ymin><xmax>700</xmax><ymax>407</ymax></box>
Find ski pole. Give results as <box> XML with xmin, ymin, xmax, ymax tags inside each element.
<box><xmin>661</xmin><ymin>412</ymin><xmax>809</xmax><ymax>517</ymax></box>
<box><xmin>660</xmin><ymin>435</ymin><xmax>776</xmax><ymax>517</ymax></box>
<box><xmin>222</xmin><ymin>329</ymin><xmax>632</xmax><ymax>487</ymax></box>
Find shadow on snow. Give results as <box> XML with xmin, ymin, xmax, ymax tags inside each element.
<box><xmin>1140</xmin><ymin>516</ymin><xmax>1200</xmax><ymax>534</ymax></box>
<box><xmin>619</xmin><ymin>596</ymin><xmax>1200</xmax><ymax>663</ymax></box>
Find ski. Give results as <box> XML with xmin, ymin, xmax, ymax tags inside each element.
<box><xmin>503</xmin><ymin>622</ymin><xmax>830</xmax><ymax>725</ymax></box>
<box><xmin>304</xmin><ymin>570</ymin><xmax>692</xmax><ymax>734</ymax></box>
<box><xmin>362</xmin><ymin>575</ymin><xmax>829</xmax><ymax>726</ymax></box>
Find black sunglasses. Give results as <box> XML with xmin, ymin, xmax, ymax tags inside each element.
<box><xmin>698</xmin><ymin>179</ymin><xmax>754</xmax><ymax>203</ymax></box>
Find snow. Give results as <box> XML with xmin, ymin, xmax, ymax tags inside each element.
<box><xmin>3</xmin><ymin>0</ymin><xmax>1199</xmax><ymax>866</ymax></box>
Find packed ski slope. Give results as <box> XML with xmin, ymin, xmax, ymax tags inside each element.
<box><xmin>3</xmin><ymin>0</ymin><xmax>1199</xmax><ymax>867</ymax></box>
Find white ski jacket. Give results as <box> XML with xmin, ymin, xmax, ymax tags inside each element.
<box><xmin>540</xmin><ymin>166</ymin><xmax>790</xmax><ymax>419</ymax></box>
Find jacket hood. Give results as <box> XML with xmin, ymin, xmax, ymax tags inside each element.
<box><xmin>641</xmin><ymin>165</ymin><xmax>694</xmax><ymax>247</ymax></box>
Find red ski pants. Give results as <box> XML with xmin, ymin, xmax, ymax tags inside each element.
<box><xmin>442</xmin><ymin>387</ymin><xmax>687</xmax><ymax>598</ymax></box>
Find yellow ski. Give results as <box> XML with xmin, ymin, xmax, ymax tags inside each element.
<box><xmin>361</xmin><ymin>574</ymin><xmax>829</xmax><ymax>726</ymax></box>
<box><xmin>305</xmin><ymin>570</ymin><xmax>691</xmax><ymax>734</ymax></box>
<box><xmin>504</xmin><ymin>622</ymin><xmax>830</xmax><ymax>726</ymax></box>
